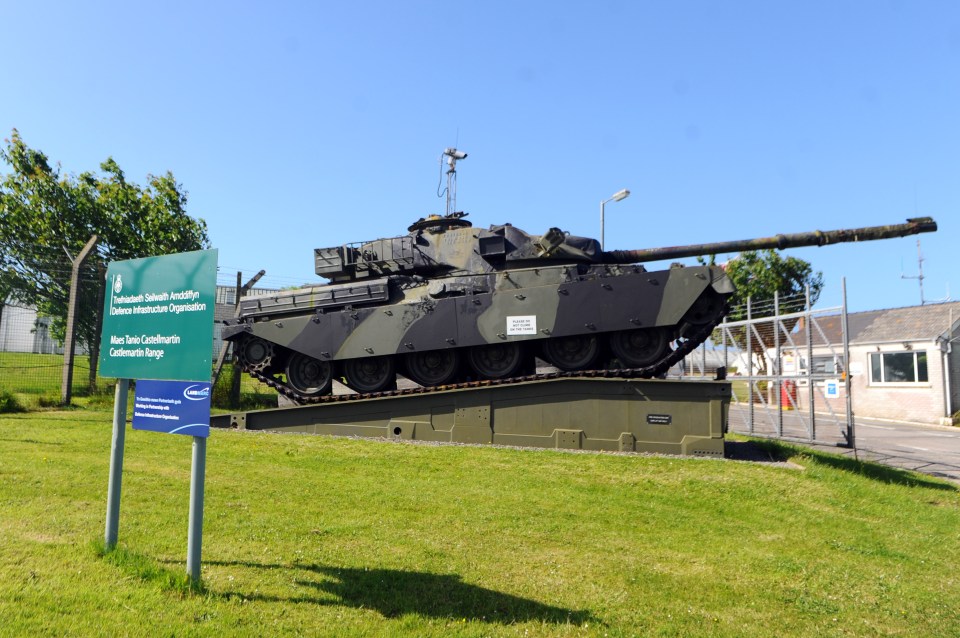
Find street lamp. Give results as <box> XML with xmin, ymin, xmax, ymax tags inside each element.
<box><xmin>600</xmin><ymin>188</ymin><xmax>630</xmax><ymax>250</ymax></box>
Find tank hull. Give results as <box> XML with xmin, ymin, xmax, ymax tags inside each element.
<box><xmin>223</xmin><ymin>263</ymin><xmax>733</xmax><ymax>397</ymax></box>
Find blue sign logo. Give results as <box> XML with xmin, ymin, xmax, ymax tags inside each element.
<box><xmin>183</xmin><ymin>384</ymin><xmax>210</xmax><ymax>401</ymax></box>
<box><xmin>133</xmin><ymin>379</ymin><xmax>211</xmax><ymax>437</ymax></box>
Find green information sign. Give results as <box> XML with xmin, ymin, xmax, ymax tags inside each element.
<box><xmin>99</xmin><ymin>249</ymin><xmax>218</xmax><ymax>382</ymax></box>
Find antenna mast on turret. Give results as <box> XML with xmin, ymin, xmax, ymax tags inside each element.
<box><xmin>441</xmin><ymin>147</ymin><xmax>467</xmax><ymax>216</ymax></box>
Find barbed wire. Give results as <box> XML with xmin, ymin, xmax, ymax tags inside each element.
<box><xmin>727</xmin><ymin>291</ymin><xmax>809</xmax><ymax>318</ymax></box>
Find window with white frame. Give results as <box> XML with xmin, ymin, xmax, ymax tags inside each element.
<box><xmin>797</xmin><ymin>354</ymin><xmax>844</xmax><ymax>375</ymax></box>
<box><xmin>810</xmin><ymin>355</ymin><xmax>842</xmax><ymax>375</ymax></box>
<box><xmin>868</xmin><ymin>351</ymin><xmax>928</xmax><ymax>384</ymax></box>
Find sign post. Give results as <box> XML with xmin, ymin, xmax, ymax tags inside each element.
<box><xmin>104</xmin><ymin>378</ymin><xmax>129</xmax><ymax>548</ymax></box>
<box><xmin>131</xmin><ymin>378</ymin><xmax>211</xmax><ymax>583</ymax></box>
<box><xmin>187</xmin><ymin>436</ymin><xmax>206</xmax><ymax>581</ymax></box>
<box><xmin>98</xmin><ymin>249</ymin><xmax>217</xmax><ymax>584</ymax></box>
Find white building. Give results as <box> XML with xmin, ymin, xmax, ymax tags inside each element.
<box><xmin>0</xmin><ymin>302</ymin><xmax>64</xmax><ymax>354</ymax></box>
<box><xmin>791</xmin><ymin>302</ymin><xmax>960</xmax><ymax>425</ymax></box>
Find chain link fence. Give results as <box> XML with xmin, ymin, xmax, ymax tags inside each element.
<box><xmin>671</xmin><ymin>288</ymin><xmax>854</xmax><ymax>446</ymax></box>
<box><xmin>1</xmin><ymin>243</ymin><xmax>103</xmax><ymax>404</ymax></box>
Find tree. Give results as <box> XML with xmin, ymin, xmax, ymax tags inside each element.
<box><xmin>712</xmin><ymin>249</ymin><xmax>824</xmax><ymax>374</ymax></box>
<box><xmin>0</xmin><ymin>129</ymin><xmax>210</xmax><ymax>388</ymax></box>
<box><xmin>0</xmin><ymin>267</ymin><xmax>13</xmax><ymax>340</ymax></box>
<box><xmin>723</xmin><ymin>249</ymin><xmax>824</xmax><ymax>319</ymax></box>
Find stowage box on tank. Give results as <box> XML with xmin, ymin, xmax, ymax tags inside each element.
<box><xmin>221</xmin><ymin>211</ymin><xmax>936</xmax><ymax>401</ymax></box>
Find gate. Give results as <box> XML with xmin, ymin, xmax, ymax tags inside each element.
<box><xmin>672</xmin><ymin>283</ymin><xmax>854</xmax><ymax>447</ymax></box>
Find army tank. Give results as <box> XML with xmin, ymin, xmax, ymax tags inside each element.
<box><xmin>222</xmin><ymin>214</ymin><xmax>937</xmax><ymax>400</ymax></box>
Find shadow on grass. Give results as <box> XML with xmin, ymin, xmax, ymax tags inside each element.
<box><xmin>805</xmin><ymin>451</ymin><xmax>957</xmax><ymax>491</ymax></box>
<box><xmin>732</xmin><ymin>437</ymin><xmax>957</xmax><ymax>491</ymax></box>
<box><xmin>206</xmin><ymin>560</ymin><xmax>593</xmax><ymax>624</ymax></box>
<box><xmin>0</xmin><ymin>437</ymin><xmax>64</xmax><ymax>445</ymax></box>
<box><xmin>725</xmin><ymin>439</ymin><xmax>794</xmax><ymax>463</ymax></box>
<box><xmin>93</xmin><ymin>540</ymin><xmax>204</xmax><ymax>595</ymax></box>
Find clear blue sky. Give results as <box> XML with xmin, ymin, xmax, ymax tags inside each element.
<box><xmin>3</xmin><ymin>1</ymin><xmax>957</xmax><ymax>312</ymax></box>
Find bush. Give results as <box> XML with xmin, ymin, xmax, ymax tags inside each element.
<box><xmin>212</xmin><ymin>365</ymin><xmax>279</xmax><ymax>411</ymax></box>
<box><xmin>238</xmin><ymin>389</ymin><xmax>278</xmax><ymax>411</ymax></box>
<box><xmin>36</xmin><ymin>395</ymin><xmax>64</xmax><ymax>408</ymax></box>
<box><xmin>83</xmin><ymin>390</ymin><xmax>118</xmax><ymax>409</ymax></box>
<box><xmin>211</xmin><ymin>366</ymin><xmax>236</xmax><ymax>408</ymax></box>
<box><xmin>0</xmin><ymin>390</ymin><xmax>25</xmax><ymax>413</ymax></box>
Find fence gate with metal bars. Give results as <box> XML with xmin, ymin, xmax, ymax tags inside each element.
<box><xmin>670</xmin><ymin>283</ymin><xmax>854</xmax><ymax>447</ymax></box>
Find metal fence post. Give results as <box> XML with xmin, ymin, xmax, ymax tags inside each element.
<box><xmin>61</xmin><ymin>235</ymin><xmax>98</xmax><ymax>405</ymax></box>
<box><xmin>722</xmin><ymin>316</ymin><xmax>728</xmax><ymax>373</ymax></box>
<box><xmin>229</xmin><ymin>271</ymin><xmax>243</xmax><ymax>407</ymax></box>
<box><xmin>88</xmin><ymin>264</ymin><xmax>107</xmax><ymax>393</ymax></box>
<box><xmin>842</xmin><ymin>278</ymin><xmax>855</xmax><ymax>449</ymax></box>
<box><xmin>747</xmin><ymin>296</ymin><xmax>754</xmax><ymax>434</ymax></box>
<box><xmin>805</xmin><ymin>284</ymin><xmax>815</xmax><ymax>440</ymax></box>
<box><xmin>774</xmin><ymin>290</ymin><xmax>782</xmax><ymax>438</ymax></box>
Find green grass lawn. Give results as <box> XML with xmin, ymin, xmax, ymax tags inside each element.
<box><xmin>0</xmin><ymin>351</ymin><xmax>97</xmax><ymax>396</ymax></box>
<box><xmin>0</xmin><ymin>351</ymin><xmax>277</xmax><ymax>411</ymax></box>
<box><xmin>1</xmin><ymin>410</ymin><xmax>958</xmax><ymax>637</ymax></box>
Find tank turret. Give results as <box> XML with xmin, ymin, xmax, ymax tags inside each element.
<box><xmin>223</xmin><ymin>212</ymin><xmax>937</xmax><ymax>401</ymax></box>
<box><xmin>313</xmin><ymin>214</ymin><xmax>936</xmax><ymax>282</ymax></box>
<box><xmin>313</xmin><ymin>213</ymin><xmax>606</xmax><ymax>282</ymax></box>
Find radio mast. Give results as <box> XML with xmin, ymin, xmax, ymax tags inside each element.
<box><xmin>901</xmin><ymin>239</ymin><xmax>926</xmax><ymax>305</ymax></box>
<box><xmin>440</xmin><ymin>148</ymin><xmax>467</xmax><ymax>216</ymax></box>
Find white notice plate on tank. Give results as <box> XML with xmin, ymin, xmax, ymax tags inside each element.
<box><xmin>506</xmin><ymin>315</ymin><xmax>537</xmax><ymax>335</ymax></box>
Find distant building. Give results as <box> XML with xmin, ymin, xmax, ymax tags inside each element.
<box><xmin>668</xmin><ymin>347</ymin><xmax>751</xmax><ymax>378</ymax></box>
<box><xmin>789</xmin><ymin>302</ymin><xmax>960</xmax><ymax>425</ymax></box>
<box><xmin>0</xmin><ymin>301</ymin><xmax>70</xmax><ymax>354</ymax></box>
<box><xmin>212</xmin><ymin>284</ymin><xmax>280</xmax><ymax>358</ymax></box>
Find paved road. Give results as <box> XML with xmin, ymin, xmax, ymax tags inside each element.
<box><xmin>842</xmin><ymin>417</ymin><xmax>960</xmax><ymax>483</ymax></box>
<box><xmin>728</xmin><ymin>405</ymin><xmax>960</xmax><ymax>483</ymax></box>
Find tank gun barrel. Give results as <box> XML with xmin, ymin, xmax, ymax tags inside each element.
<box><xmin>601</xmin><ymin>217</ymin><xmax>937</xmax><ymax>264</ymax></box>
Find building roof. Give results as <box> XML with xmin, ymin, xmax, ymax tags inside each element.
<box><xmin>804</xmin><ymin>301</ymin><xmax>960</xmax><ymax>346</ymax></box>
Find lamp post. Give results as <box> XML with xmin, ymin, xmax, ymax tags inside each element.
<box><xmin>600</xmin><ymin>188</ymin><xmax>630</xmax><ymax>250</ymax></box>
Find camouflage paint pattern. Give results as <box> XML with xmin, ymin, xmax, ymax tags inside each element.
<box><xmin>223</xmin><ymin>263</ymin><xmax>728</xmax><ymax>358</ymax></box>
<box><xmin>222</xmin><ymin>214</ymin><xmax>935</xmax><ymax>395</ymax></box>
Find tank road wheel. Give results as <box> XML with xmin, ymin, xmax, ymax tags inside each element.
<box><xmin>683</xmin><ymin>290</ymin><xmax>725</xmax><ymax>325</ymax></box>
<box><xmin>344</xmin><ymin>356</ymin><xmax>397</xmax><ymax>393</ymax></box>
<box><xmin>404</xmin><ymin>350</ymin><xmax>461</xmax><ymax>387</ymax></box>
<box><xmin>468</xmin><ymin>343</ymin><xmax>525</xmax><ymax>379</ymax></box>
<box><xmin>542</xmin><ymin>335</ymin><xmax>601</xmax><ymax>371</ymax></box>
<box><xmin>285</xmin><ymin>352</ymin><xmax>333</xmax><ymax>397</ymax></box>
<box><xmin>609</xmin><ymin>328</ymin><xmax>670</xmax><ymax>368</ymax></box>
<box><xmin>236</xmin><ymin>335</ymin><xmax>275</xmax><ymax>373</ymax></box>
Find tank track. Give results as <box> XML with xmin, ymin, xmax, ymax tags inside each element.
<box><xmin>238</xmin><ymin>319</ymin><xmax>721</xmax><ymax>406</ymax></box>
